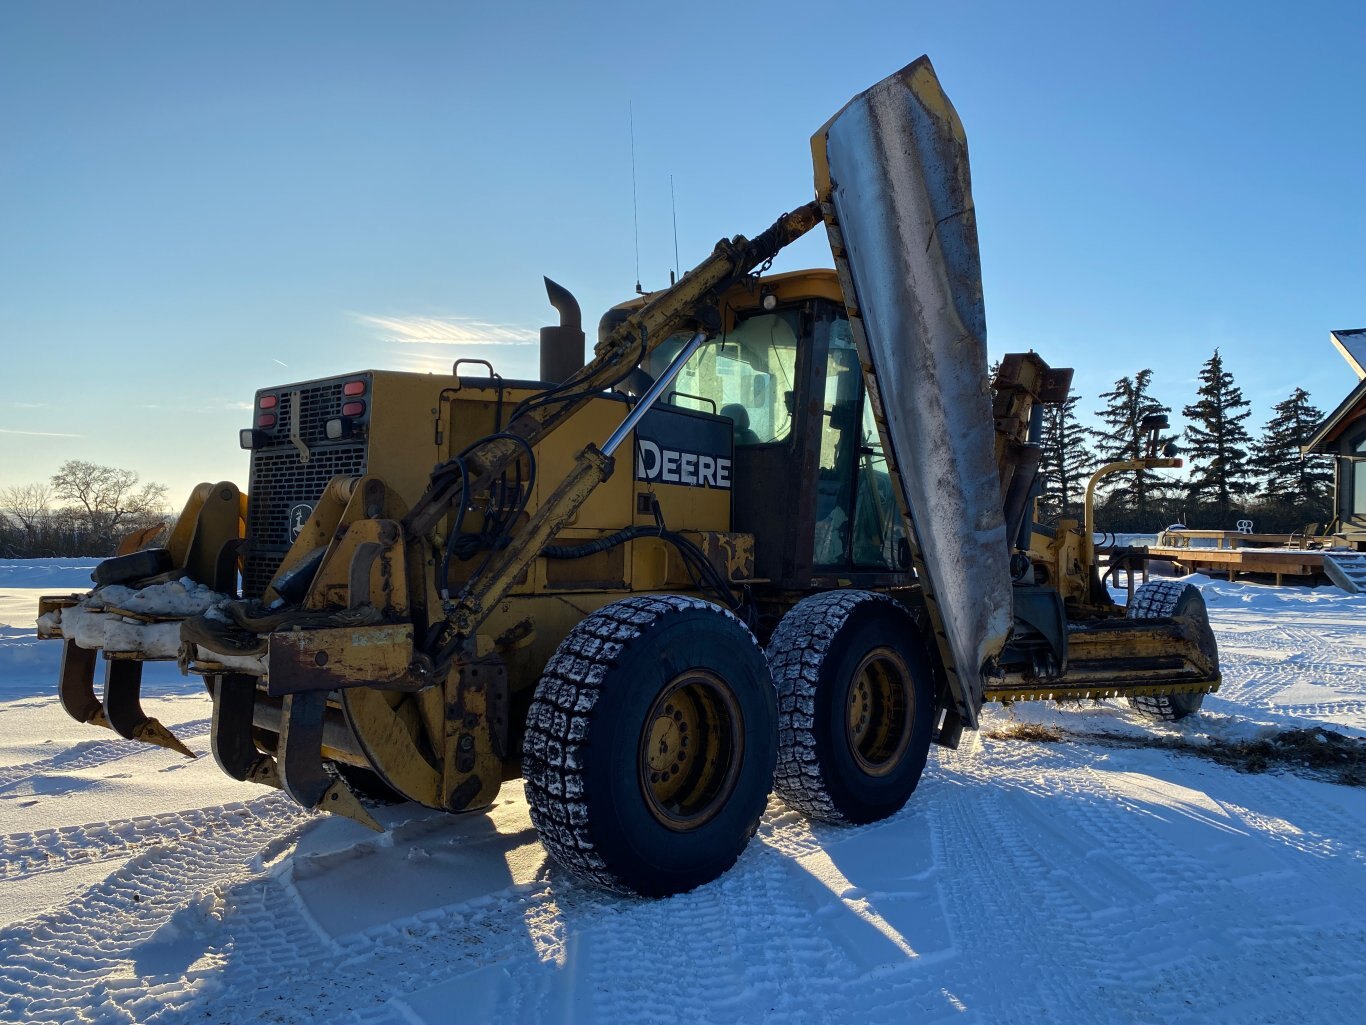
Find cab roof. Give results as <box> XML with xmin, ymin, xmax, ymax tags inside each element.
<box><xmin>610</xmin><ymin>267</ymin><xmax>844</xmax><ymax>314</ymax></box>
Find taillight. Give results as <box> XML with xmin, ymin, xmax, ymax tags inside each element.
<box><xmin>343</xmin><ymin>380</ymin><xmax>366</xmax><ymax>397</ymax></box>
<box><xmin>341</xmin><ymin>400</ymin><xmax>365</xmax><ymax>417</ymax></box>
<box><xmin>256</xmin><ymin>413</ymin><xmax>277</xmax><ymax>428</ymax></box>
<box><xmin>258</xmin><ymin>394</ymin><xmax>278</xmax><ymax>409</ymax></box>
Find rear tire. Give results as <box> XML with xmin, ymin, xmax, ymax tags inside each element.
<box><xmin>522</xmin><ymin>595</ymin><xmax>777</xmax><ymax>897</ymax></box>
<box><xmin>1125</xmin><ymin>579</ymin><xmax>1216</xmax><ymax>721</ymax></box>
<box><xmin>766</xmin><ymin>590</ymin><xmax>936</xmax><ymax>824</ymax></box>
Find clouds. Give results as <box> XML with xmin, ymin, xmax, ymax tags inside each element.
<box><xmin>0</xmin><ymin>427</ymin><xmax>83</xmax><ymax>438</ymax></box>
<box><xmin>353</xmin><ymin>313</ymin><xmax>537</xmax><ymax>347</ymax></box>
<box><xmin>353</xmin><ymin>312</ymin><xmax>540</xmax><ymax>378</ymax></box>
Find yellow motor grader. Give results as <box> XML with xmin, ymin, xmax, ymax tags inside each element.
<box><xmin>36</xmin><ymin>57</ymin><xmax>1218</xmax><ymax>896</ymax></box>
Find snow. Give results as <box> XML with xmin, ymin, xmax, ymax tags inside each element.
<box><xmin>1</xmin><ymin>558</ymin><xmax>1364</xmax><ymax>1023</ymax></box>
<box><xmin>34</xmin><ymin>574</ymin><xmax>263</xmax><ymax>671</ymax></box>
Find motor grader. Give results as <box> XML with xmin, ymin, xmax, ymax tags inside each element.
<box><xmin>36</xmin><ymin>57</ymin><xmax>1219</xmax><ymax>897</ymax></box>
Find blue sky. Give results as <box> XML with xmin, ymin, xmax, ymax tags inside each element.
<box><xmin>2</xmin><ymin>1</ymin><xmax>1363</xmax><ymax>502</ymax></box>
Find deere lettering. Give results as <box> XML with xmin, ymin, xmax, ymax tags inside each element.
<box><xmin>635</xmin><ymin>439</ymin><xmax>731</xmax><ymax>489</ymax></box>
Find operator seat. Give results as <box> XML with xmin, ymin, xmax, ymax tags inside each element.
<box><xmin>721</xmin><ymin>403</ymin><xmax>762</xmax><ymax>446</ymax></box>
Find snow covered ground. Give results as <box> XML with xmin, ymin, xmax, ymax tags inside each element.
<box><xmin>0</xmin><ymin>559</ymin><xmax>1362</xmax><ymax>1024</ymax></box>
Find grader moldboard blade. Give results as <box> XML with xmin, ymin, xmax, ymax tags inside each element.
<box><xmin>812</xmin><ymin>55</ymin><xmax>1011</xmax><ymax>726</ymax></box>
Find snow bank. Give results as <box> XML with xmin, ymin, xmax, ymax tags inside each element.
<box><xmin>0</xmin><ymin>558</ymin><xmax>99</xmax><ymax>590</ymax></box>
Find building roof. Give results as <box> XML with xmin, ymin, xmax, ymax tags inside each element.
<box><xmin>1305</xmin><ymin>330</ymin><xmax>1366</xmax><ymax>453</ymax></box>
<box><xmin>1330</xmin><ymin>328</ymin><xmax>1366</xmax><ymax>380</ymax></box>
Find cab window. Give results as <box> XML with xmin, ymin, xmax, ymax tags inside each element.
<box><xmin>663</xmin><ymin>310</ymin><xmax>800</xmax><ymax>447</ymax></box>
<box><xmin>815</xmin><ymin>315</ymin><xmax>907</xmax><ymax>571</ymax></box>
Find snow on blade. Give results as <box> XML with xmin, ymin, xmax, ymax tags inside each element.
<box><xmin>43</xmin><ymin>577</ymin><xmax>263</xmax><ymax>671</ymax></box>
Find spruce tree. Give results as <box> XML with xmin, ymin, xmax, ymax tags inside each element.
<box><xmin>1091</xmin><ymin>369</ymin><xmax>1173</xmax><ymax>527</ymax></box>
<box><xmin>1252</xmin><ymin>387</ymin><xmax>1333</xmax><ymax>522</ymax></box>
<box><xmin>1182</xmin><ymin>349</ymin><xmax>1254</xmax><ymax>525</ymax></box>
<box><xmin>1037</xmin><ymin>390</ymin><xmax>1095</xmax><ymax>523</ymax></box>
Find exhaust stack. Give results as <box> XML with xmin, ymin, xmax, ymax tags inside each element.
<box><xmin>540</xmin><ymin>277</ymin><xmax>586</xmax><ymax>384</ymax></box>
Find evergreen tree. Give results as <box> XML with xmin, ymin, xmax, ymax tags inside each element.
<box><xmin>1037</xmin><ymin>390</ymin><xmax>1095</xmax><ymax>522</ymax></box>
<box><xmin>1091</xmin><ymin>369</ymin><xmax>1173</xmax><ymax>526</ymax></box>
<box><xmin>1182</xmin><ymin>349</ymin><xmax>1254</xmax><ymax>524</ymax></box>
<box><xmin>1252</xmin><ymin>387</ymin><xmax>1333</xmax><ymax>522</ymax></box>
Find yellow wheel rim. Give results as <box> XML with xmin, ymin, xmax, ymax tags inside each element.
<box><xmin>845</xmin><ymin>648</ymin><xmax>914</xmax><ymax>777</ymax></box>
<box><xmin>639</xmin><ymin>670</ymin><xmax>744</xmax><ymax>831</ymax></box>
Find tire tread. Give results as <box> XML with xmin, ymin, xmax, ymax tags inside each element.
<box><xmin>522</xmin><ymin>594</ymin><xmax>765</xmax><ymax>892</ymax></box>
<box><xmin>1125</xmin><ymin>579</ymin><xmax>1206</xmax><ymax>722</ymax></box>
<box><xmin>766</xmin><ymin>590</ymin><xmax>910</xmax><ymax>823</ymax></box>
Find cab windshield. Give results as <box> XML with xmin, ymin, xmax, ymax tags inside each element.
<box><xmin>657</xmin><ymin>309</ymin><xmax>801</xmax><ymax>446</ymax></box>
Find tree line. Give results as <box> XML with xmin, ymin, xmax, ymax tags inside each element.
<box><xmin>1036</xmin><ymin>351</ymin><xmax>1335</xmax><ymax>534</ymax></box>
<box><xmin>0</xmin><ymin>461</ymin><xmax>170</xmax><ymax>558</ymax></box>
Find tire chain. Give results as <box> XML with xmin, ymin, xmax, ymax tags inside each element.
<box><xmin>1126</xmin><ymin>578</ymin><xmax>1199</xmax><ymax>721</ymax></box>
<box><xmin>765</xmin><ymin>589</ymin><xmax>904</xmax><ymax>823</ymax></box>
<box><xmin>521</xmin><ymin>594</ymin><xmax>763</xmax><ymax>892</ymax></box>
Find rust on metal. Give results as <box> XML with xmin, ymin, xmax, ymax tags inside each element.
<box><xmin>266</xmin><ymin>623</ymin><xmax>419</xmax><ymax>697</ymax></box>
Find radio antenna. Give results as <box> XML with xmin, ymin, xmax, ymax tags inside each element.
<box><xmin>630</xmin><ymin>102</ymin><xmax>642</xmax><ymax>295</ymax></box>
<box><xmin>670</xmin><ymin>174</ymin><xmax>680</xmax><ymax>282</ymax></box>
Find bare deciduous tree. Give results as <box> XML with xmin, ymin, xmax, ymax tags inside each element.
<box><xmin>0</xmin><ymin>482</ymin><xmax>53</xmax><ymax>544</ymax></box>
<box><xmin>48</xmin><ymin>461</ymin><xmax>170</xmax><ymax>553</ymax></box>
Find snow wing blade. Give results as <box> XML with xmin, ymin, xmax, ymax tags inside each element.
<box><xmin>811</xmin><ymin>56</ymin><xmax>1010</xmax><ymax>723</ymax></box>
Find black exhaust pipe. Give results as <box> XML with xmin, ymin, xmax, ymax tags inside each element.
<box><xmin>540</xmin><ymin>277</ymin><xmax>585</xmax><ymax>384</ymax></box>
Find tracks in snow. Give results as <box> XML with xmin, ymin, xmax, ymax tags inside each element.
<box><xmin>0</xmin><ymin>792</ymin><xmax>311</xmax><ymax>1025</ymax></box>
<box><xmin>0</xmin><ymin>719</ymin><xmax>212</xmax><ymax>793</ymax></box>
<box><xmin>0</xmin><ymin>796</ymin><xmax>280</xmax><ymax>882</ymax></box>
<box><xmin>0</xmin><ymin>732</ymin><xmax>1363</xmax><ymax>1024</ymax></box>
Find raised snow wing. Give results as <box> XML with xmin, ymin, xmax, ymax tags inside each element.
<box><xmin>811</xmin><ymin>56</ymin><xmax>1011</xmax><ymax>723</ymax></box>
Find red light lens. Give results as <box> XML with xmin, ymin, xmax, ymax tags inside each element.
<box><xmin>258</xmin><ymin>394</ymin><xmax>278</xmax><ymax>410</ymax></box>
<box><xmin>343</xmin><ymin>380</ymin><xmax>366</xmax><ymax>397</ymax></box>
<box><xmin>256</xmin><ymin>413</ymin><xmax>276</xmax><ymax>428</ymax></box>
<box><xmin>341</xmin><ymin>400</ymin><xmax>365</xmax><ymax>417</ymax></box>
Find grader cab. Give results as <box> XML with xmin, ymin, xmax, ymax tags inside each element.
<box><xmin>36</xmin><ymin>56</ymin><xmax>1218</xmax><ymax>896</ymax></box>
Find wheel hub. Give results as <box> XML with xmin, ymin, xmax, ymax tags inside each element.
<box><xmin>844</xmin><ymin>648</ymin><xmax>914</xmax><ymax>777</ymax></box>
<box><xmin>639</xmin><ymin>670</ymin><xmax>743</xmax><ymax>831</ymax></box>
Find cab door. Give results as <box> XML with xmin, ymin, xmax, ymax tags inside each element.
<box><xmin>811</xmin><ymin>314</ymin><xmax>910</xmax><ymax>582</ymax></box>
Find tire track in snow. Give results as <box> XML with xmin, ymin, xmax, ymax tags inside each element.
<box><xmin>0</xmin><ymin>718</ymin><xmax>212</xmax><ymax>792</ymax></box>
<box><xmin>177</xmin><ymin>797</ymin><xmax>948</xmax><ymax>1025</ymax></box>
<box><xmin>0</xmin><ymin>792</ymin><xmax>310</xmax><ymax>1025</ymax></box>
<box><xmin>559</xmin><ymin>832</ymin><xmax>851</xmax><ymax>1025</ymax></box>
<box><xmin>0</xmin><ymin>796</ymin><xmax>279</xmax><ymax>881</ymax></box>
<box><xmin>934</xmin><ymin>731</ymin><xmax>1366</xmax><ymax>1024</ymax></box>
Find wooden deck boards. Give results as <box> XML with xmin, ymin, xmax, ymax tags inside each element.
<box><xmin>1145</xmin><ymin>545</ymin><xmax>1326</xmax><ymax>585</ymax></box>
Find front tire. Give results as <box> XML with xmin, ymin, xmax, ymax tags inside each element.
<box><xmin>522</xmin><ymin>595</ymin><xmax>777</xmax><ymax>897</ymax></box>
<box><xmin>766</xmin><ymin>590</ymin><xmax>936</xmax><ymax>824</ymax></box>
<box><xmin>1125</xmin><ymin>580</ymin><xmax>1217</xmax><ymax>721</ymax></box>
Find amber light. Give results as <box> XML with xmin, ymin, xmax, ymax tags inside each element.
<box><xmin>257</xmin><ymin>413</ymin><xmax>277</xmax><ymax>428</ymax></box>
<box><xmin>341</xmin><ymin>400</ymin><xmax>365</xmax><ymax>417</ymax></box>
<box><xmin>258</xmin><ymin>394</ymin><xmax>278</xmax><ymax>409</ymax></box>
<box><xmin>343</xmin><ymin>380</ymin><xmax>366</xmax><ymax>397</ymax></box>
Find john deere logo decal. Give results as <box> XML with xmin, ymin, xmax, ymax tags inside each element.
<box><xmin>289</xmin><ymin>503</ymin><xmax>314</xmax><ymax>542</ymax></box>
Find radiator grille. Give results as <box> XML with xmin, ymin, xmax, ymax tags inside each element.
<box><xmin>243</xmin><ymin>442</ymin><xmax>367</xmax><ymax>599</ymax></box>
<box><xmin>270</xmin><ymin>381</ymin><xmax>347</xmax><ymax>447</ymax></box>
